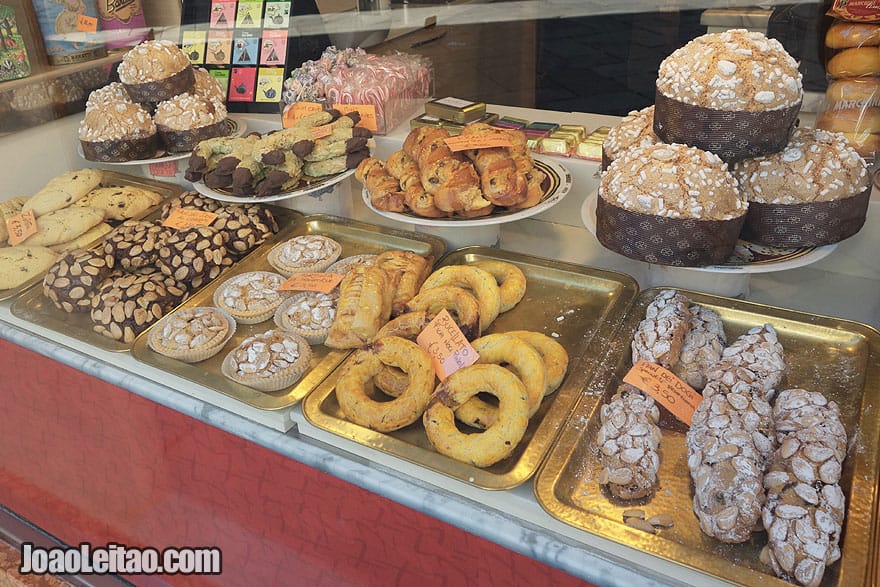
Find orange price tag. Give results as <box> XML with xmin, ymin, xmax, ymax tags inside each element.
<box><xmin>161</xmin><ymin>208</ymin><xmax>218</xmax><ymax>230</ymax></box>
<box><xmin>281</xmin><ymin>101</ymin><xmax>324</xmax><ymax>128</ymax></box>
<box><xmin>623</xmin><ymin>360</ymin><xmax>703</xmax><ymax>426</ymax></box>
<box><xmin>310</xmin><ymin>124</ymin><xmax>333</xmax><ymax>139</ymax></box>
<box><xmin>76</xmin><ymin>14</ymin><xmax>98</xmax><ymax>33</ymax></box>
<box><xmin>444</xmin><ymin>134</ymin><xmax>514</xmax><ymax>152</ymax></box>
<box><xmin>332</xmin><ymin>104</ymin><xmax>378</xmax><ymax>132</ymax></box>
<box><xmin>277</xmin><ymin>272</ymin><xmax>343</xmax><ymax>293</ymax></box>
<box><xmin>416</xmin><ymin>309</ymin><xmax>480</xmax><ymax>381</ymax></box>
<box><xmin>6</xmin><ymin>209</ymin><xmax>37</xmax><ymax>246</ymax></box>
<box><xmin>149</xmin><ymin>160</ymin><xmax>178</xmax><ymax>177</ymax></box>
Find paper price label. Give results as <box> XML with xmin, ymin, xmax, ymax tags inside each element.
<box><xmin>76</xmin><ymin>14</ymin><xmax>99</xmax><ymax>33</ymax></box>
<box><xmin>444</xmin><ymin>134</ymin><xmax>514</xmax><ymax>152</ymax></box>
<box><xmin>5</xmin><ymin>209</ymin><xmax>37</xmax><ymax>246</ymax></box>
<box><xmin>310</xmin><ymin>124</ymin><xmax>333</xmax><ymax>139</ymax></box>
<box><xmin>149</xmin><ymin>161</ymin><xmax>178</xmax><ymax>177</ymax></box>
<box><xmin>162</xmin><ymin>208</ymin><xmax>218</xmax><ymax>230</ymax></box>
<box><xmin>332</xmin><ymin>104</ymin><xmax>378</xmax><ymax>132</ymax></box>
<box><xmin>417</xmin><ymin>309</ymin><xmax>479</xmax><ymax>380</ymax></box>
<box><xmin>281</xmin><ymin>101</ymin><xmax>324</xmax><ymax>128</ymax></box>
<box><xmin>623</xmin><ymin>360</ymin><xmax>703</xmax><ymax>426</ymax></box>
<box><xmin>278</xmin><ymin>272</ymin><xmax>343</xmax><ymax>293</ymax></box>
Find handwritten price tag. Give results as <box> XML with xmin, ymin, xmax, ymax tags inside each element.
<box><xmin>417</xmin><ymin>309</ymin><xmax>479</xmax><ymax>380</ymax></box>
<box><xmin>281</xmin><ymin>101</ymin><xmax>324</xmax><ymax>128</ymax></box>
<box><xmin>310</xmin><ymin>124</ymin><xmax>333</xmax><ymax>139</ymax></box>
<box><xmin>6</xmin><ymin>209</ymin><xmax>37</xmax><ymax>246</ymax></box>
<box><xmin>149</xmin><ymin>160</ymin><xmax>178</xmax><ymax>177</ymax></box>
<box><xmin>162</xmin><ymin>208</ymin><xmax>218</xmax><ymax>230</ymax></box>
<box><xmin>444</xmin><ymin>134</ymin><xmax>514</xmax><ymax>152</ymax></box>
<box><xmin>623</xmin><ymin>360</ymin><xmax>703</xmax><ymax>426</ymax></box>
<box><xmin>277</xmin><ymin>272</ymin><xmax>343</xmax><ymax>293</ymax></box>
<box><xmin>76</xmin><ymin>14</ymin><xmax>98</xmax><ymax>33</ymax></box>
<box><xmin>332</xmin><ymin>104</ymin><xmax>378</xmax><ymax>132</ymax></box>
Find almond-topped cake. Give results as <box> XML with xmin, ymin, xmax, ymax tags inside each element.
<box><xmin>212</xmin><ymin>270</ymin><xmax>288</xmax><ymax>324</ymax></box>
<box><xmin>221</xmin><ymin>330</ymin><xmax>312</xmax><ymax>392</ymax></box>
<box><xmin>273</xmin><ymin>291</ymin><xmax>338</xmax><ymax>344</ymax></box>
<box><xmin>267</xmin><ymin>235</ymin><xmax>342</xmax><ymax>277</ymax></box>
<box><xmin>148</xmin><ymin>306</ymin><xmax>234</xmax><ymax>362</ymax></box>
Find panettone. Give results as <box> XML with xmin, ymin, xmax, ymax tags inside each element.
<box><xmin>153</xmin><ymin>93</ymin><xmax>230</xmax><ymax>152</ymax></box>
<box><xmin>84</xmin><ymin>82</ymin><xmax>132</xmax><ymax>112</ymax></box>
<box><xmin>192</xmin><ymin>68</ymin><xmax>226</xmax><ymax>103</ymax></box>
<box><xmin>117</xmin><ymin>40</ymin><xmax>195</xmax><ymax>103</ymax></box>
<box><xmin>602</xmin><ymin>106</ymin><xmax>659</xmax><ymax>166</ymax></box>
<box><xmin>79</xmin><ymin>101</ymin><xmax>158</xmax><ymax>162</ymax></box>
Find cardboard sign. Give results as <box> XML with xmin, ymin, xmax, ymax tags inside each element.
<box><xmin>444</xmin><ymin>134</ymin><xmax>514</xmax><ymax>152</ymax></box>
<box><xmin>417</xmin><ymin>309</ymin><xmax>479</xmax><ymax>380</ymax></box>
<box><xmin>162</xmin><ymin>208</ymin><xmax>218</xmax><ymax>230</ymax></box>
<box><xmin>149</xmin><ymin>161</ymin><xmax>178</xmax><ymax>177</ymax></box>
<box><xmin>281</xmin><ymin>101</ymin><xmax>324</xmax><ymax>128</ymax></box>
<box><xmin>623</xmin><ymin>360</ymin><xmax>703</xmax><ymax>426</ymax></box>
<box><xmin>332</xmin><ymin>104</ymin><xmax>378</xmax><ymax>132</ymax></box>
<box><xmin>310</xmin><ymin>124</ymin><xmax>333</xmax><ymax>139</ymax></box>
<box><xmin>278</xmin><ymin>272</ymin><xmax>343</xmax><ymax>293</ymax></box>
<box><xmin>76</xmin><ymin>14</ymin><xmax>98</xmax><ymax>33</ymax></box>
<box><xmin>6</xmin><ymin>209</ymin><xmax>37</xmax><ymax>246</ymax></box>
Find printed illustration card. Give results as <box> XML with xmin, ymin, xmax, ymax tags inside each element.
<box><xmin>181</xmin><ymin>30</ymin><xmax>206</xmax><ymax>65</ymax></box>
<box><xmin>232</xmin><ymin>30</ymin><xmax>258</xmax><ymax>65</ymax></box>
<box><xmin>260</xmin><ymin>29</ymin><xmax>287</xmax><ymax>66</ymax></box>
<box><xmin>263</xmin><ymin>1</ymin><xmax>291</xmax><ymax>29</ymax></box>
<box><xmin>206</xmin><ymin>29</ymin><xmax>233</xmax><ymax>65</ymax></box>
<box><xmin>256</xmin><ymin>67</ymin><xmax>284</xmax><ymax>102</ymax></box>
<box><xmin>209</xmin><ymin>68</ymin><xmax>230</xmax><ymax>99</ymax></box>
<box><xmin>209</xmin><ymin>1</ymin><xmax>236</xmax><ymax>28</ymax></box>
<box><xmin>229</xmin><ymin>66</ymin><xmax>256</xmax><ymax>102</ymax></box>
<box><xmin>235</xmin><ymin>0</ymin><xmax>263</xmax><ymax>29</ymax></box>
<box><xmin>0</xmin><ymin>4</ymin><xmax>33</xmax><ymax>81</ymax></box>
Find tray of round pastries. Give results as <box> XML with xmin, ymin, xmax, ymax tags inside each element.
<box><xmin>131</xmin><ymin>214</ymin><xmax>447</xmax><ymax>411</ymax></box>
<box><xmin>534</xmin><ymin>287</ymin><xmax>880</xmax><ymax>587</ymax></box>
<box><xmin>10</xmin><ymin>191</ymin><xmax>299</xmax><ymax>352</ymax></box>
<box><xmin>301</xmin><ymin>246</ymin><xmax>639</xmax><ymax>490</ymax></box>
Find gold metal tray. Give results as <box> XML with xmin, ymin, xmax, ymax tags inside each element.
<box><xmin>302</xmin><ymin>246</ymin><xmax>639</xmax><ymax>490</ymax></box>
<box><xmin>131</xmin><ymin>214</ymin><xmax>447</xmax><ymax>411</ymax></box>
<box><xmin>0</xmin><ymin>171</ymin><xmax>186</xmax><ymax>302</ymax></box>
<box><xmin>535</xmin><ymin>287</ymin><xmax>880</xmax><ymax>587</ymax></box>
<box><xmin>10</xmin><ymin>200</ymin><xmax>302</xmax><ymax>353</ymax></box>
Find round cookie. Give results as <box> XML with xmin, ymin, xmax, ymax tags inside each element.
<box><xmin>43</xmin><ymin>248</ymin><xmax>114</xmax><ymax>313</ymax></box>
<box><xmin>267</xmin><ymin>235</ymin><xmax>342</xmax><ymax>277</ymax></box>
<box><xmin>155</xmin><ymin>226</ymin><xmax>229</xmax><ymax>289</ymax></box>
<box><xmin>104</xmin><ymin>220</ymin><xmax>172</xmax><ymax>272</ymax></box>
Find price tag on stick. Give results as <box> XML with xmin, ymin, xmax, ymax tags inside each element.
<box><xmin>277</xmin><ymin>272</ymin><xmax>343</xmax><ymax>294</ymax></box>
<box><xmin>6</xmin><ymin>209</ymin><xmax>37</xmax><ymax>246</ymax></box>
<box><xmin>417</xmin><ymin>309</ymin><xmax>479</xmax><ymax>380</ymax></box>
<box><xmin>623</xmin><ymin>360</ymin><xmax>703</xmax><ymax>426</ymax></box>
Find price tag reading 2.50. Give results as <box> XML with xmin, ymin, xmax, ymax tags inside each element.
<box><xmin>623</xmin><ymin>360</ymin><xmax>703</xmax><ymax>426</ymax></box>
<box><xmin>417</xmin><ymin>309</ymin><xmax>479</xmax><ymax>380</ymax></box>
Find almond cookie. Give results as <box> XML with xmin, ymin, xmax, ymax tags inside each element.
<box><xmin>22</xmin><ymin>169</ymin><xmax>104</xmax><ymax>217</ymax></box>
<box><xmin>148</xmin><ymin>306</ymin><xmax>235</xmax><ymax>363</ymax></box>
<box><xmin>43</xmin><ymin>249</ymin><xmax>113</xmax><ymax>313</ymax></box>
<box><xmin>273</xmin><ymin>291</ymin><xmax>338</xmax><ymax>344</ymax></box>
<box><xmin>221</xmin><ymin>329</ymin><xmax>312</xmax><ymax>392</ymax></box>
<box><xmin>155</xmin><ymin>226</ymin><xmax>229</xmax><ymax>290</ymax></box>
<box><xmin>103</xmin><ymin>220</ymin><xmax>172</xmax><ymax>272</ymax></box>
<box><xmin>0</xmin><ymin>246</ymin><xmax>59</xmax><ymax>290</ymax></box>
<box><xmin>20</xmin><ymin>207</ymin><xmax>106</xmax><ymax>247</ymax></box>
<box><xmin>90</xmin><ymin>270</ymin><xmax>189</xmax><ymax>343</ymax></box>
<box><xmin>671</xmin><ymin>305</ymin><xmax>726</xmax><ymax>390</ymax></box>
<box><xmin>631</xmin><ymin>290</ymin><xmax>692</xmax><ymax>369</ymax></box>
<box><xmin>213</xmin><ymin>270</ymin><xmax>288</xmax><ymax>324</ymax></box>
<box><xmin>74</xmin><ymin>186</ymin><xmax>164</xmax><ymax>221</ymax></box>
<box><xmin>267</xmin><ymin>235</ymin><xmax>342</xmax><ymax>277</ymax></box>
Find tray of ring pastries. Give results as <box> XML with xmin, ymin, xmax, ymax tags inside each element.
<box><xmin>11</xmin><ymin>189</ymin><xmax>300</xmax><ymax>353</ymax></box>
<box><xmin>302</xmin><ymin>246</ymin><xmax>639</xmax><ymax>490</ymax></box>
<box><xmin>534</xmin><ymin>288</ymin><xmax>880</xmax><ymax>587</ymax></box>
<box><xmin>131</xmin><ymin>214</ymin><xmax>446</xmax><ymax>411</ymax></box>
<box><xmin>0</xmin><ymin>169</ymin><xmax>187</xmax><ymax>302</ymax></box>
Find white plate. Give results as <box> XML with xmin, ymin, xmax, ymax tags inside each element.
<box><xmin>580</xmin><ymin>189</ymin><xmax>838</xmax><ymax>273</ymax></box>
<box><xmin>362</xmin><ymin>157</ymin><xmax>573</xmax><ymax>227</ymax></box>
<box><xmin>192</xmin><ymin>168</ymin><xmax>356</xmax><ymax>203</ymax></box>
<box><xmin>77</xmin><ymin>116</ymin><xmax>247</xmax><ymax>165</ymax></box>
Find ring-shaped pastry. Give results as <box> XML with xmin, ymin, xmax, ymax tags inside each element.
<box><xmin>420</xmin><ymin>265</ymin><xmax>501</xmax><ymax>332</ymax></box>
<box><xmin>404</xmin><ymin>285</ymin><xmax>481</xmax><ymax>340</ymax></box>
<box><xmin>454</xmin><ymin>333</ymin><xmax>546</xmax><ymax>429</ymax></box>
<box><xmin>372</xmin><ymin>311</ymin><xmax>431</xmax><ymax>397</ymax></box>
<box><xmin>335</xmin><ymin>336</ymin><xmax>434</xmax><ymax>432</ymax></box>
<box><xmin>423</xmin><ymin>364</ymin><xmax>530</xmax><ymax>468</ymax></box>
<box><xmin>506</xmin><ymin>330</ymin><xmax>568</xmax><ymax>395</ymax></box>
<box><xmin>472</xmin><ymin>260</ymin><xmax>526</xmax><ymax>313</ymax></box>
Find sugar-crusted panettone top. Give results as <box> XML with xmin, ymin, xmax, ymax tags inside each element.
<box><xmin>192</xmin><ymin>68</ymin><xmax>226</xmax><ymax>103</ymax></box>
<box><xmin>118</xmin><ymin>40</ymin><xmax>191</xmax><ymax>84</ymax></box>
<box><xmin>603</xmin><ymin>106</ymin><xmax>659</xmax><ymax>162</ymax></box>
<box><xmin>85</xmin><ymin>82</ymin><xmax>132</xmax><ymax>112</ymax></box>
<box><xmin>153</xmin><ymin>93</ymin><xmax>227</xmax><ymax>131</ymax></box>
<box><xmin>733</xmin><ymin>127</ymin><xmax>869</xmax><ymax>204</ymax></box>
<box><xmin>78</xmin><ymin>101</ymin><xmax>156</xmax><ymax>141</ymax></box>
<box><xmin>600</xmin><ymin>143</ymin><xmax>747</xmax><ymax>220</ymax></box>
<box><xmin>657</xmin><ymin>29</ymin><xmax>802</xmax><ymax>112</ymax></box>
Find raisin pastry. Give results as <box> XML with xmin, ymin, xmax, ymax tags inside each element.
<box><xmin>631</xmin><ymin>290</ymin><xmax>692</xmax><ymax>368</ymax></box>
<box><xmin>148</xmin><ymin>306</ymin><xmax>235</xmax><ymax>363</ymax></box>
<box><xmin>221</xmin><ymin>329</ymin><xmax>312</xmax><ymax>392</ymax></box>
<box><xmin>212</xmin><ymin>270</ymin><xmax>288</xmax><ymax>324</ymax></box>
<box><xmin>43</xmin><ymin>248</ymin><xmax>113</xmax><ymax>313</ymax></box>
